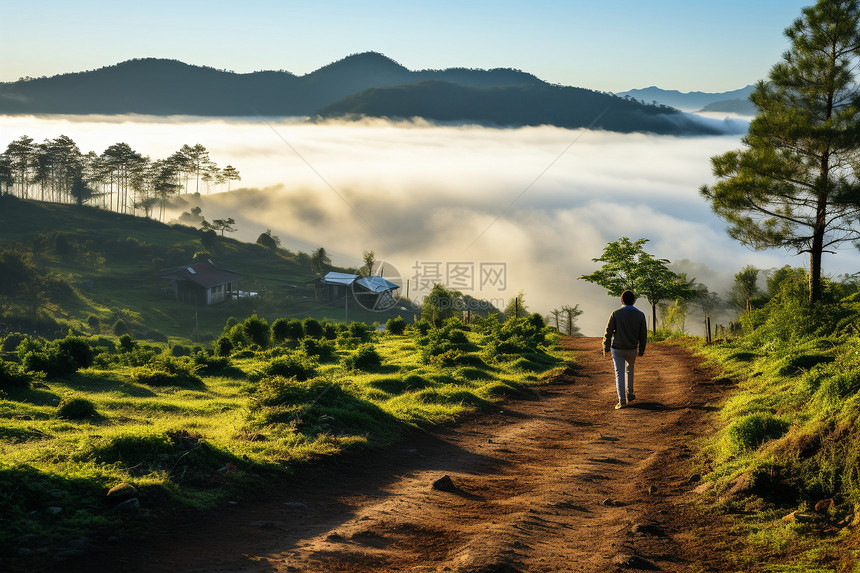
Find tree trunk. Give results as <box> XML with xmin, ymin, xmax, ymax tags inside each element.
<box><xmin>810</xmin><ymin>159</ymin><xmax>829</xmax><ymax>304</ymax></box>
<box><xmin>650</xmin><ymin>300</ymin><xmax>657</xmax><ymax>335</ymax></box>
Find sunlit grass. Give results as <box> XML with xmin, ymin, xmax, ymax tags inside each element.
<box><xmin>0</xmin><ymin>324</ymin><xmax>570</xmax><ymax>562</ymax></box>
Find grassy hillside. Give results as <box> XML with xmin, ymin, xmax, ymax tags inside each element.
<box><xmin>0</xmin><ymin>196</ymin><xmax>564</xmax><ymax>569</ymax></box>
<box><xmin>0</xmin><ymin>195</ymin><xmax>408</xmax><ymax>343</ymax></box>
<box><xmin>681</xmin><ymin>269</ymin><xmax>860</xmax><ymax>571</ymax></box>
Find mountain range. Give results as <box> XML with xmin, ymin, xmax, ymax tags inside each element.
<box><xmin>0</xmin><ymin>52</ymin><xmax>750</xmax><ymax>134</ymax></box>
<box><xmin>617</xmin><ymin>85</ymin><xmax>757</xmax><ymax>114</ymax></box>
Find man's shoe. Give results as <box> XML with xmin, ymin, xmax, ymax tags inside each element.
<box><xmin>615</xmin><ymin>402</ymin><xmax>626</xmax><ymax>410</ymax></box>
<box><xmin>627</xmin><ymin>392</ymin><xmax>636</xmax><ymax>403</ymax></box>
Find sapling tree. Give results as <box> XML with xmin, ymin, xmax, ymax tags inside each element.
<box><xmin>579</xmin><ymin>237</ymin><xmax>694</xmax><ymax>333</ymax></box>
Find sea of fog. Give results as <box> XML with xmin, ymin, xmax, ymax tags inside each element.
<box><xmin>3</xmin><ymin>114</ymin><xmax>859</xmax><ymax>336</ymax></box>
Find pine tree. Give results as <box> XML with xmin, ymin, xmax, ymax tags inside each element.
<box><xmin>701</xmin><ymin>0</ymin><xmax>860</xmax><ymax>304</ymax></box>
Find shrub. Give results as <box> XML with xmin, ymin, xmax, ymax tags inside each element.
<box><xmin>215</xmin><ymin>336</ymin><xmax>234</xmax><ymax>357</ymax></box>
<box><xmin>112</xmin><ymin>319</ymin><xmax>129</xmax><ymax>336</ymax></box>
<box><xmin>242</xmin><ymin>314</ymin><xmax>270</xmax><ymax>348</ymax></box>
<box><xmin>86</xmin><ymin>315</ymin><xmax>101</xmax><ymax>333</ymax></box>
<box><xmin>191</xmin><ymin>351</ymin><xmax>231</xmax><ymax>374</ymax></box>
<box><xmin>132</xmin><ymin>356</ymin><xmax>203</xmax><ymax>387</ymax></box>
<box><xmin>271</xmin><ymin>318</ymin><xmax>303</xmax><ymax>343</ymax></box>
<box><xmin>323</xmin><ymin>323</ymin><xmax>338</xmax><ymax>340</ymax></box>
<box><xmin>1</xmin><ymin>332</ymin><xmax>24</xmax><ymax>353</ymax></box>
<box><xmin>56</xmin><ymin>335</ymin><xmax>94</xmax><ymax>370</ymax></box>
<box><xmin>300</xmin><ymin>337</ymin><xmax>336</xmax><ymax>362</ymax></box>
<box><xmin>119</xmin><ymin>334</ymin><xmax>136</xmax><ymax>353</ymax></box>
<box><xmin>343</xmin><ymin>344</ymin><xmax>383</xmax><ymax>372</ymax></box>
<box><xmin>386</xmin><ymin>316</ymin><xmax>407</xmax><ymax>335</ymax></box>
<box><xmin>170</xmin><ymin>344</ymin><xmax>191</xmax><ymax>357</ymax></box>
<box><xmin>57</xmin><ymin>397</ymin><xmax>99</xmax><ymax>420</ymax></box>
<box><xmin>0</xmin><ymin>360</ymin><xmax>29</xmax><ymax>389</ymax></box>
<box><xmin>302</xmin><ymin>318</ymin><xmax>324</xmax><ymax>338</ymax></box>
<box><xmin>726</xmin><ymin>413</ymin><xmax>791</xmax><ymax>453</ymax></box>
<box><xmin>263</xmin><ymin>353</ymin><xmax>318</xmax><ymax>381</ymax></box>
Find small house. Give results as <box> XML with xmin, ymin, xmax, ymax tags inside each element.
<box><xmin>161</xmin><ymin>260</ymin><xmax>243</xmax><ymax>306</ymax></box>
<box><xmin>320</xmin><ymin>271</ymin><xmax>400</xmax><ymax>311</ymax></box>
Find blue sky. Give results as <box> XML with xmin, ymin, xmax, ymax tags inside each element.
<box><xmin>2</xmin><ymin>0</ymin><xmax>811</xmax><ymax>92</ymax></box>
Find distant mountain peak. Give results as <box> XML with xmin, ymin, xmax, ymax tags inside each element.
<box><xmin>311</xmin><ymin>52</ymin><xmax>408</xmax><ymax>75</ymax></box>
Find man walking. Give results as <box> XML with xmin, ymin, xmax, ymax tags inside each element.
<box><xmin>603</xmin><ymin>290</ymin><xmax>647</xmax><ymax>410</ymax></box>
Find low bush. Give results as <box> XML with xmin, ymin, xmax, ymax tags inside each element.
<box><xmin>726</xmin><ymin>413</ymin><xmax>791</xmax><ymax>453</ymax></box>
<box><xmin>386</xmin><ymin>316</ymin><xmax>407</xmax><ymax>335</ymax></box>
<box><xmin>300</xmin><ymin>337</ymin><xmax>336</xmax><ymax>362</ymax></box>
<box><xmin>343</xmin><ymin>344</ymin><xmax>383</xmax><ymax>372</ymax></box>
<box><xmin>132</xmin><ymin>356</ymin><xmax>203</xmax><ymax>387</ymax></box>
<box><xmin>57</xmin><ymin>397</ymin><xmax>99</xmax><ymax>420</ymax></box>
<box><xmin>271</xmin><ymin>318</ymin><xmax>303</xmax><ymax>344</ymax></box>
<box><xmin>302</xmin><ymin>318</ymin><xmax>324</xmax><ymax>338</ymax></box>
<box><xmin>263</xmin><ymin>353</ymin><xmax>318</xmax><ymax>381</ymax></box>
<box><xmin>0</xmin><ymin>359</ymin><xmax>30</xmax><ymax>389</ymax></box>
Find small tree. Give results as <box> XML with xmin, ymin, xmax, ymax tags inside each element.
<box><xmin>421</xmin><ymin>284</ymin><xmax>463</xmax><ymax>327</ymax></box>
<box><xmin>361</xmin><ymin>250</ymin><xmax>376</xmax><ymax>276</ymax></box>
<box><xmin>560</xmin><ymin>304</ymin><xmax>583</xmax><ymax>336</ymax></box>
<box><xmin>728</xmin><ymin>265</ymin><xmax>761</xmax><ymax>315</ymax></box>
<box><xmin>310</xmin><ymin>247</ymin><xmax>332</xmax><ymax>274</ymax></box>
<box><xmin>580</xmin><ymin>237</ymin><xmax>693</xmax><ymax>334</ymax></box>
<box><xmin>504</xmin><ymin>290</ymin><xmax>528</xmax><ymax>319</ymax></box>
<box><xmin>207</xmin><ymin>217</ymin><xmax>236</xmax><ymax>236</ymax></box>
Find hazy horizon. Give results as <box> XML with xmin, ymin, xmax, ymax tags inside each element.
<box><xmin>5</xmin><ymin>113</ymin><xmax>859</xmax><ymax>336</ymax></box>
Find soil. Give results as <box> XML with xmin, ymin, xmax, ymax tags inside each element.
<box><xmin>59</xmin><ymin>337</ymin><xmax>737</xmax><ymax>573</ymax></box>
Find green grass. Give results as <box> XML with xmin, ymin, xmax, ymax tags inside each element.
<box><xmin>0</xmin><ymin>195</ymin><xmax>412</xmax><ymax>342</ymax></box>
<box><xmin>678</xmin><ymin>313</ymin><xmax>860</xmax><ymax>571</ymax></box>
<box><xmin>0</xmin><ymin>320</ymin><xmax>570</xmax><ymax>567</ymax></box>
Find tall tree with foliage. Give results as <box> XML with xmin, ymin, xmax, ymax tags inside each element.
<box><xmin>580</xmin><ymin>237</ymin><xmax>694</xmax><ymax>334</ymax></box>
<box><xmin>700</xmin><ymin>0</ymin><xmax>860</xmax><ymax>304</ymax></box>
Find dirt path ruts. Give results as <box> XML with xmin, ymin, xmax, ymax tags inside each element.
<box><xmin>61</xmin><ymin>337</ymin><xmax>734</xmax><ymax>573</ymax></box>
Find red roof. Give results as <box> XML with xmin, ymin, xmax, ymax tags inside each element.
<box><xmin>161</xmin><ymin>261</ymin><xmax>243</xmax><ymax>288</ymax></box>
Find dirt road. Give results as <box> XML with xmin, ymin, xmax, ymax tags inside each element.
<box><xmin>64</xmin><ymin>337</ymin><xmax>732</xmax><ymax>573</ymax></box>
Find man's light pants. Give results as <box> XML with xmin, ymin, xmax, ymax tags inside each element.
<box><xmin>611</xmin><ymin>348</ymin><xmax>637</xmax><ymax>405</ymax></box>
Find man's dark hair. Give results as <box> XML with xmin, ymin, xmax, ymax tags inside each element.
<box><xmin>621</xmin><ymin>290</ymin><xmax>635</xmax><ymax>305</ymax></box>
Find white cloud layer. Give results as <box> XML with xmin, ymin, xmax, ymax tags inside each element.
<box><xmin>4</xmin><ymin>114</ymin><xmax>860</xmax><ymax>336</ymax></box>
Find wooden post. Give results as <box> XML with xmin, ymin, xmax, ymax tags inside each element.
<box><xmin>705</xmin><ymin>314</ymin><xmax>712</xmax><ymax>344</ymax></box>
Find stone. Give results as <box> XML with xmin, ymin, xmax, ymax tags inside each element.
<box><xmin>693</xmin><ymin>481</ymin><xmax>714</xmax><ymax>495</ymax></box>
<box><xmin>109</xmin><ymin>497</ymin><xmax>140</xmax><ymax>514</ymax></box>
<box><xmin>725</xmin><ymin>473</ymin><xmax>753</xmax><ymax>498</ymax></box>
<box><xmin>432</xmin><ymin>475</ymin><xmax>455</xmax><ymax>492</ymax></box>
<box><xmin>814</xmin><ymin>498</ymin><xmax>835</xmax><ymax>513</ymax></box>
<box><xmin>614</xmin><ymin>554</ymin><xmax>658</xmax><ymax>569</ymax></box>
<box><xmin>783</xmin><ymin>511</ymin><xmax>816</xmax><ymax>524</ymax></box>
<box><xmin>106</xmin><ymin>483</ymin><xmax>138</xmax><ymax>503</ymax></box>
